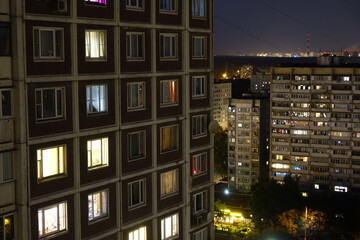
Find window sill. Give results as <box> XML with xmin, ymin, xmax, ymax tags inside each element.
<box><xmin>160</xmin><ymin>147</ymin><xmax>179</xmax><ymax>154</ymax></box>
<box><xmin>159</xmin><ymin>57</ymin><xmax>178</xmax><ymax>61</ymax></box>
<box><xmin>128</xmin><ymin>203</ymin><xmax>146</xmax><ymax>211</ymax></box>
<box><xmin>159</xmin><ymin>10</ymin><xmax>178</xmax><ymax>15</ymax></box>
<box><xmin>127</xmin><ymin>107</ymin><xmax>146</xmax><ymax>112</ymax></box>
<box><xmin>192</xmin><ymin>95</ymin><xmax>206</xmax><ymax>99</ymax></box>
<box><xmin>192</xmin><ymin>172</ymin><xmax>207</xmax><ymax>178</ymax></box>
<box><xmin>36</xmin><ymin>117</ymin><xmax>66</xmax><ymax>124</ymax></box>
<box><xmin>192</xmin><ymin>56</ymin><xmax>207</xmax><ymax>60</ymax></box>
<box><xmin>192</xmin><ymin>16</ymin><xmax>207</xmax><ymax>20</ymax></box>
<box><xmin>126</xmin><ymin>58</ymin><xmax>145</xmax><ymax>62</ymax></box>
<box><xmin>86</xmin><ymin>111</ymin><xmax>108</xmax><ymax>117</ymax></box>
<box><xmin>160</xmin><ymin>191</ymin><xmax>178</xmax><ymax>200</ymax></box>
<box><xmin>37</xmin><ymin>174</ymin><xmax>67</xmax><ymax>184</ymax></box>
<box><xmin>33</xmin><ymin>58</ymin><xmax>65</xmax><ymax>63</ymax></box>
<box><xmin>126</xmin><ymin>6</ymin><xmax>145</xmax><ymax>12</ymax></box>
<box><xmin>88</xmin><ymin>215</ymin><xmax>109</xmax><ymax>225</ymax></box>
<box><xmin>192</xmin><ymin>133</ymin><xmax>207</xmax><ymax>139</ymax></box>
<box><xmin>160</xmin><ymin>103</ymin><xmax>179</xmax><ymax>108</ymax></box>
<box><xmin>128</xmin><ymin>155</ymin><xmax>146</xmax><ymax>162</ymax></box>
<box><xmin>85</xmin><ymin>58</ymin><xmax>108</xmax><ymax>62</ymax></box>
<box><xmin>87</xmin><ymin>165</ymin><xmax>109</xmax><ymax>171</ymax></box>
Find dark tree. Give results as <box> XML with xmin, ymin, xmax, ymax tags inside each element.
<box><xmin>214</xmin><ymin>127</ymin><xmax>228</xmax><ymax>180</ymax></box>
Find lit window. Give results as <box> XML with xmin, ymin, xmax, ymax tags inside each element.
<box><xmin>160</xmin><ymin>34</ymin><xmax>177</xmax><ymax>59</ymax></box>
<box><xmin>0</xmin><ymin>89</ymin><xmax>11</xmax><ymax>118</ymax></box>
<box><xmin>159</xmin><ymin>0</ymin><xmax>176</xmax><ymax>12</ymax></box>
<box><xmin>35</xmin><ymin>88</ymin><xmax>65</xmax><ymax>121</ymax></box>
<box><xmin>160</xmin><ymin>80</ymin><xmax>177</xmax><ymax>106</ymax></box>
<box><xmin>193</xmin><ymin>191</ymin><xmax>205</xmax><ymax>213</ymax></box>
<box><xmin>128</xmin><ymin>179</ymin><xmax>145</xmax><ymax>208</ymax></box>
<box><xmin>192</xmin><ymin>115</ymin><xmax>207</xmax><ymax>138</ymax></box>
<box><xmin>37</xmin><ymin>146</ymin><xmax>66</xmax><ymax>180</ymax></box>
<box><xmin>86</xmin><ymin>84</ymin><xmax>107</xmax><ymax>114</ymax></box>
<box><xmin>0</xmin><ymin>23</ymin><xmax>10</xmax><ymax>56</ymax></box>
<box><xmin>127</xmin><ymin>82</ymin><xmax>145</xmax><ymax>110</ymax></box>
<box><xmin>85</xmin><ymin>0</ymin><xmax>107</xmax><ymax>5</ymax></box>
<box><xmin>160</xmin><ymin>213</ymin><xmax>178</xmax><ymax>240</ymax></box>
<box><xmin>160</xmin><ymin>125</ymin><xmax>178</xmax><ymax>152</ymax></box>
<box><xmin>192</xmin><ymin>0</ymin><xmax>205</xmax><ymax>18</ymax></box>
<box><xmin>126</xmin><ymin>0</ymin><xmax>144</xmax><ymax>10</ymax></box>
<box><xmin>160</xmin><ymin>169</ymin><xmax>178</xmax><ymax>197</ymax></box>
<box><xmin>193</xmin><ymin>228</ymin><xmax>206</xmax><ymax>240</ymax></box>
<box><xmin>192</xmin><ymin>36</ymin><xmax>206</xmax><ymax>58</ymax></box>
<box><xmin>38</xmin><ymin>202</ymin><xmax>67</xmax><ymax>238</ymax></box>
<box><xmin>129</xmin><ymin>226</ymin><xmax>147</xmax><ymax>240</ymax></box>
<box><xmin>128</xmin><ymin>131</ymin><xmax>146</xmax><ymax>160</ymax></box>
<box><xmin>334</xmin><ymin>186</ymin><xmax>347</xmax><ymax>192</ymax></box>
<box><xmin>0</xmin><ymin>152</ymin><xmax>12</xmax><ymax>183</ymax></box>
<box><xmin>0</xmin><ymin>215</ymin><xmax>14</xmax><ymax>240</ymax></box>
<box><xmin>314</xmin><ymin>184</ymin><xmax>320</xmax><ymax>190</ymax></box>
<box><xmin>192</xmin><ymin>76</ymin><xmax>206</xmax><ymax>98</ymax></box>
<box><xmin>88</xmin><ymin>189</ymin><xmax>108</xmax><ymax>221</ymax></box>
<box><xmin>192</xmin><ymin>153</ymin><xmax>206</xmax><ymax>176</ymax></box>
<box><xmin>126</xmin><ymin>33</ymin><xmax>144</xmax><ymax>60</ymax></box>
<box><xmin>87</xmin><ymin>138</ymin><xmax>109</xmax><ymax>170</ymax></box>
<box><xmin>33</xmin><ymin>28</ymin><xmax>63</xmax><ymax>60</ymax></box>
<box><xmin>85</xmin><ymin>30</ymin><xmax>106</xmax><ymax>60</ymax></box>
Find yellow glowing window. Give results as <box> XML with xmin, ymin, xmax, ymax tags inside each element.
<box><xmin>37</xmin><ymin>146</ymin><xmax>65</xmax><ymax>180</ymax></box>
<box><xmin>88</xmin><ymin>189</ymin><xmax>108</xmax><ymax>221</ymax></box>
<box><xmin>85</xmin><ymin>30</ymin><xmax>106</xmax><ymax>60</ymax></box>
<box><xmin>160</xmin><ymin>125</ymin><xmax>178</xmax><ymax>152</ymax></box>
<box><xmin>160</xmin><ymin>80</ymin><xmax>178</xmax><ymax>106</ymax></box>
<box><xmin>38</xmin><ymin>202</ymin><xmax>67</xmax><ymax>237</ymax></box>
<box><xmin>87</xmin><ymin>137</ymin><xmax>109</xmax><ymax>170</ymax></box>
<box><xmin>129</xmin><ymin>226</ymin><xmax>147</xmax><ymax>240</ymax></box>
<box><xmin>160</xmin><ymin>169</ymin><xmax>178</xmax><ymax>197</ymax></box>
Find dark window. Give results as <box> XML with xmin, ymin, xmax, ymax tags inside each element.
<box><xmin>0</xmin><ymin>22</ymin><xmax>10</xmax><ymax>56</ymax></box>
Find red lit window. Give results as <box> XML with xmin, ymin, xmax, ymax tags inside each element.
<box><xmin>192</xmin><ymin>153</ymin><xmax>206</xmax><ymax>176</ymax></box>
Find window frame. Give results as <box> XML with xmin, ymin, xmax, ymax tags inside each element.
<box><xmin>33</xmin><ymin>27</ymin><xmax>64</xmax><ymax>61</ymax></box>
<box><xmin>35</xmin><ymin>87</ymin><xmax>65</xmax><ymax>122</ymax></box>
<box><xmin>192</xmin><ymin>0</ymin><xmax>206</xmax><ymax>19</ymax></box>
<box><xmin>129</xmin><ymin>226</ymin><xmax>147</xmax><ymax>240</ymax></box>
<box><xmin>84</xmin><ymin>0</ymin><xmax>107</xmax><ymax>5</ymax></box>
<box><xmin>86</xmin><ymin>84</ymin><xmax>108</xmax><ymax>115</ymax></box>
<box><xmin>0</xmin><ymin>151</ymin><xmax>12</xmax><ymax>183</ymax></box>
<box><xmin>126</xmin><ymin>32</ymin><xmax>145</xmax><ymax>61</ymax></box>
<box><xmin>160</xmin><ymin>213</ymin><xmax>179</xmax><ymax>240</ymax></box>
<box><xmin>160</xmin><ymin>79</ymin><xmax>178</xmax><ymax>107</ymax></box>
<box><xmin>85</xmin><ymin>29</ymin><xmax>107</xmax><ymax>61</ymax></box>
<box><xmin>128</xmin><ymin>131</ymin><xmax>146</xmax><ymax>161</ymax></box>
<box><xmin>127</xmin><ymin>82</ymin><xmax>146</xmax><ymax>111</ymax></box>
<box><xmin>0</xmin><ymin>88</ymin><xmax>12</xmax><ymax>118</ymax></box>
<box><xmin>0</xmin><ymin>214</ymin><xmax>14</xmax><ymax>240</ymax></box>
<box><xmin>160</xmin><ymin>125</ymin><xmax>179</xmax><ymax>153</ymax></box>
<box><xmin>193</xmin><ymin>228</ymin><xmax>207</xmax><ymax>240</ymax></box>
<box><xmin>193</xmin><ymin>191</ymin><xmax>205</xmax><ymax>214</ymax></box>
<box><xmin>192</xmin><ymin>115</ymin><xmax>207</xmax><ymax>138</ymax></box>
<box><xmin>38</xmin><ymin>202</ymin><xmax>67</xmax><ymax>238</ymax></box>
<box><xmin>192</xmin><ymin>76</ymin><xmax>206</xmax><ymax>98</ymax></box>
<box><xmin>37</xmin><ymin>145</ymin><xmax>66</xmax><ymax>182</ymax></box>
<box><xmin>128</xmin><ymin>179</ymin><xmax>146</xmax><ymax>209</ymax></box>
<box><xmin>160</xmin><ymin>169</ymin><xmax>178</xmax><ymax>198</ymax></box>
<box><xmin>88</xmin><ymin>189</ymin><xmax>109</xmax><ymax>222</ymax></box>
<box><xmin>159</xmin><ymin>0</ymin><xmax>177</xmax><ymax>13</ymax></box>
<box><xmin>192</xmin><ymin>152</ymin><xmax>207</xmax><ymax>176</ymax></box>
<box><xmin>192</xmin><ymin>36</ymin><xmax>206</xmax><ymax>59</ymax></box>
<box><xmin>159</xmin><ymin>33</ymin><xmax>178</xmax><ymax>60</ymax></box>
<box><xmin>87</xmin><ymin>137</ymin><xmax>109</xmax><ymax>170</ymax></box>
<box><xmin>126</xmin><ymin>0</ymin><xmax>144</xmax><ymax>11</ymax></box>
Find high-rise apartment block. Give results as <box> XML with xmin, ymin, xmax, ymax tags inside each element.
<box><xmin>270</xmin><ymin>65</ymin><xmax>360</xmax><ymax>194</ymax></box>
<box><xmin>213</xmin><ymin>80</ymin><xmax>231</xmax><ymax>129</ymax></box>
<box><xmin>0</xmin><ymin>0</ymin><xmax>214</xmax><ymax>239</ymax></box>
<box><xmin>228</xmin><ymin>97</ymin><xmax>269</xmax><ymax>193</ymax></box>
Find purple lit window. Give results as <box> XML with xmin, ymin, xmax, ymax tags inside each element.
<box><xmin>85</xmin><ymin>0</ymin><xmax>107</xmax><ymax>5</ymax></box>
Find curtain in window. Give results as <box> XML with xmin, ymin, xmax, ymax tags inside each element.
<box><xmin>90</xmin><ymin>31</ymin><xmax>100</xmax><ymax>58</ymax></box>
<box><xmin>161</xmin><ymin>127</ymin><xmax>171</xmax><ymax>150</ymax></box>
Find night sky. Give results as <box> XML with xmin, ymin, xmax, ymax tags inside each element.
<box><xmin>214</xmin><ymin>0</ymin><xmax>360</xmax><ymax>55</ymax></box>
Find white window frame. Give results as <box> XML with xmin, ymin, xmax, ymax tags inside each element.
<box><xmin>192</xmin><ymin>36</ymin><xmax>206</xmax><ymax>59</ymax></box>
<box><xmin>33</xmin><ymin>27</ymin><xmax>64</xmax><ymax>61</ymax></box>
<box><xmin>128</xmin><ymin>179</ymin><xmax>145</xmax><ymax>208</ymax></box>
<box><xmin>160</xmin><ymin>80</ymin><xmax>178</xmax><ymax>106</ymax></box>
<box><xmin>192</xmin><ymin>115</ymin><xmax>207</xmax><ymax>138</ymax></box>
<box><xmin>160</xmin><ymin>213</ymin><xmax>179</xmax><ymax>240</ymax></box>
<box><xmin>126</xmin><ymin>0</ymin><xmax>144</xmax><ymax>10</ymax></box>
<box><xmin>129</xmin><ymin>226</ymin><xmax>147</xmax><ymax>240</ymax></box>
<box><xmin>160</xmin><ymin>125</ymin><xmax>178</xmax><ymax>153</ymax></box>
<box><xmin>193</xmin><ymin>228</ymin><xmax>207</xmax><ymax>240</ymax></box>
<box><xmin>37</xmin><ymin>145</ymin><xmax>66</xmax><ymax>181</ymax></box>
<box><xmin>126</xmin><ymin>32</ymin><xmax>145</xmax><ymax>60</ymax></box>
<box><xmin>192</xmin><ymin>152</ymin><xmax>206</xmax><ymax>176</ymax></box>
<box><xmin>160</xmin><ymin>169</ymin><xmax>178</xmax><ymax>197</ymax></box>
<box><xmin>159</xmin><ymin>33</ymin><xmax>178</xmax><ymax>60</ymax></box>
<box><xmin>86</xmin><ymin>84</ymin><xmax>107</xmax><ymax>114</ymax></box>
<box><xmin>35</xmin><ymin>87</ymin><xmax>65</xmax><ymax>121</ymax></box>
<box><xmin>0</xmin><ymin>89</ymin><xmax>11</xmax><ymax>118</ymax></box>
<box><xmin>159</xmin><ymin>0</ymin><xmax>177</xmax><ymax>13</ymax></box>
<box><xmin>87</xmin><ymin>137</ymin><xmax>109</xmax><ymax>170</ymax></box>
<box><xmin>0</xmin><ymin>151</ymin><xmax>12</xmax><ymax>183</ymax></box>
<box><xmin>192</xmin><ymin>0</ymin><xmax>206</xmax><ymax>18</ymax></box>
<box><xmin>85</xmin><ymin>29</ymin><xmax>107</xmax><ymax>60</ymax></box>
<box><xmin>0</xmin><ymin>214</ymin><xmax>14</xmax><ymax>240</ymax></box>
<box><xmin>88</xmin><ymin>189</ymin><xmax>109</xmax><ymax>222</ymax></box>
<box><xmin>127</xmin><ymin>82</ymin><xmax>146</xmax><ymax>110</ymax></box>
<box><xmin>38</xmin><ymin>202</ymin><xmax>67</xmax><ymax>238</ymax></box>
<box><xmin>193</xmin><ymin>191</ymin><xmax>205</xmax><ymax>214</ymax></box>
<box><xmin>192</xmin><ymin>76</ymin><xmax>206</xmax><ymax>98</ymax></box>
<box><xmin>128</xmin><ymin>131</ymin><xmax>146</xmax><ymax>161</ymax></box>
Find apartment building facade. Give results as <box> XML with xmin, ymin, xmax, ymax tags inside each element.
<box><xmin>227</xmin><ymin>97</ymin><xmax>269</xmax><ymax>193</ymax></box>
<box><xmin>0</xmin><ymin>0</ymin><xmax>214</xmax><ymax>239</ymax></box>
<box><xmin>270</xmin><ymin>66</ymin><xmax>360</xmax><ymax>194</ymax></box>
<box><xmin>213</xmin><ymin>80</ymin><xmax>231</xmax><ymax>129</ymax></box>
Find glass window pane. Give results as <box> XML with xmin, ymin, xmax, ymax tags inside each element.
<box><xmin>42</xmin><ymin>89</ymin><xmax>56</xmax><ymax>118</ymax></box>
<box><xmin>2</xmin><ymin>152</ymin><xmax>12</xmax><ymax>181</ymax></box>
<box><xmin>40</xmin><ymin>30</ymin><xmax>54</xmax><ymax>57</ymax></box>
<box><xmin>1</xmin><ymin>90</ymin><xmax>11</xmax><ymax>117</ymax></box>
